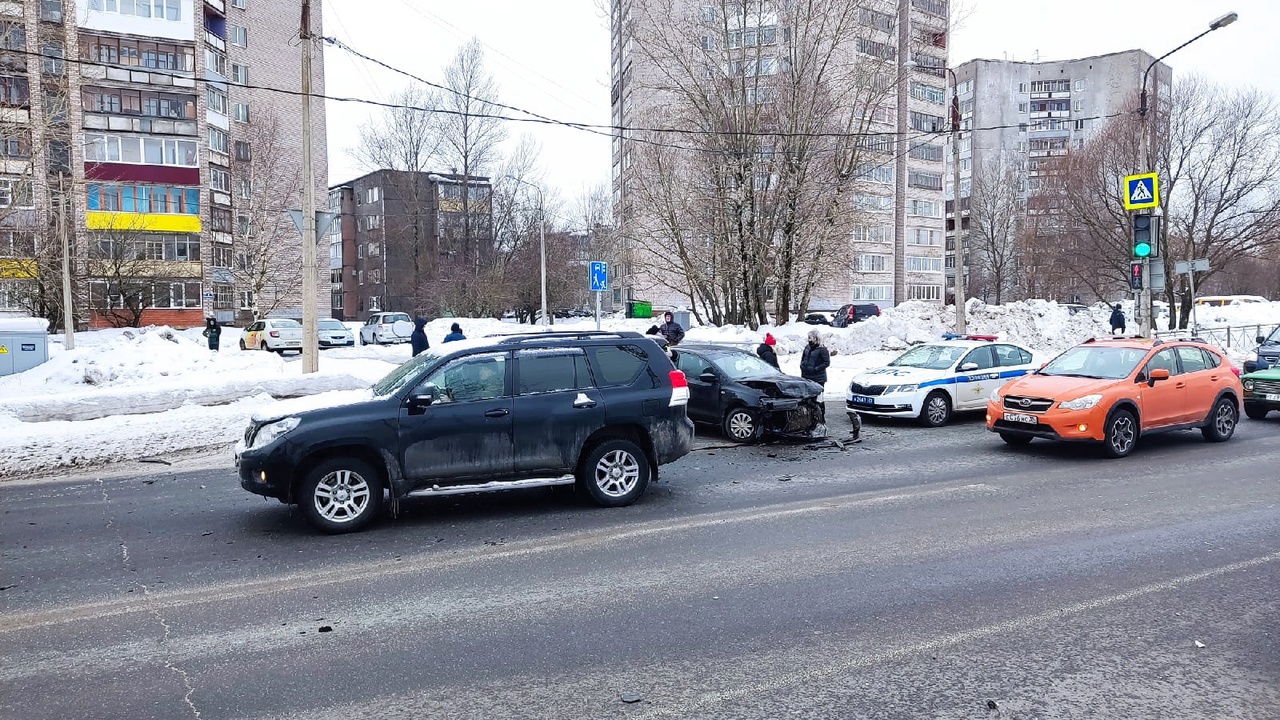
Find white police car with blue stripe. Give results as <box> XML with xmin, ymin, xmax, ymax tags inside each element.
<box><xmin>846</xmin><ymin>335</ymin><xmax>1038</xmax><ymax>427</ymax></box>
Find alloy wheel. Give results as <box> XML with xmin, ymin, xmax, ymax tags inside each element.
<box><xmin>312</xmin><ymin>469</ymin><xmax>372</xmax><ymax>524</ymax></box>
<box><xmin>1109</xmin><ymin>414</ymin><xmax>1136</xmax><ymax>455</ymax></box>
<box><xmin>593</xmin><ymin>449</ymin><xmax>640</xmax><ymax>498</ymax></box>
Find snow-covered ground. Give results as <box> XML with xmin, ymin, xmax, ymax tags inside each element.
<box><xmin>1</xmin><ymin>299</ymin><xmax>1275</xmax><ymax>479</ymax></box>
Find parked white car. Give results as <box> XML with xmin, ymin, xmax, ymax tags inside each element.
<box><xmin>317</xmin><ymin>318</ymin><xmax>355</xmax><ymax>348</ymax></box>
<box><xmin>240</xmin><ymin>318</ymin><xmax>304</xmax><ymax>354</ymax></box>
<box><xmin>358</xmin><ymin>312</ymin><xmax>413</xmax><ymax>345</ymax></box>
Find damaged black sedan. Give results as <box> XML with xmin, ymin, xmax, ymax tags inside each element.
<box><xmin>674</xmin><ymin>344</ymin><xmax>827</xmax><ymax>443</ymax></box>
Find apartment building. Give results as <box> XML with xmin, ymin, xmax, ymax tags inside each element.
<box><xmin>328</xmin><ymin>170</ymin><xmax>493</xmax><ymax>321</ymax></box>
<box><xmin>0</xmin><ymin>0</ymin><xmax>326</xmax><ymax>327</ymax></box>
<box><xmin>609</xmin><ymin>0</ymin><xmax>949</xmax><ymax>312</ymax></box>
<box><xmin>946</xmin><ymin>50</ymin><xmax>1170</xmax><ymax>301</ymax></box>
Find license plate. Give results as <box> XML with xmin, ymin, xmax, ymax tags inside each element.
<box><xmin>1003</xmin><ymin>412</ymin><xmax>1038</xmax><ymax>425</ymax></box>
<box><xmin>851</xmin><ymin>394</ymin><xmax>874</xmax><ymax>405</ymax></box>
<box><xmin>1266</xmin><ymin>394</ymin><xmax>1280</xmax><ymax>402</ymax></box>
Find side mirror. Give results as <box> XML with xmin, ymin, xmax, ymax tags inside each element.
<box><xmin>1149</xmin><ymin>368</ymin><xmax>1171</xmax><ymax>382</ymax></box>
<box><xmin>959</xmin><ymin>362</ymin><xmax>979</xmax><ymax>372</ymax></box>
<box><xmin>410</xmin><ymin>383</ymin><xmax>439</xmax><ymax>406</ymax></box>
<box><xmin>698</xmin><ymin>371</ymin><xmax>718</xmax><ymax>384</ymax></box>
<box><xmin>1258</xmin><ymin>335</ymin><xmax>1267</xmax><ymax>344</ymax></box>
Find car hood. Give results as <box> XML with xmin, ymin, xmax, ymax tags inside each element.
<box><xmin>1243</xmin><ymin>366</ymin><xmax>1280</xmax><ymax>381</ymax></box>
<box><xmin>851</xmin><ymin>366</ymin><xmax>947</xmax><ymax>386</ymax></box>
<box><xmin>251</xmin><ymin>388</ymin><xmax>378</xmax><ymax>423</ymax></box>
<box><xmin>737</xmin><ymin>374</ymin><xmax>824</xmax><ymax>398</ymax></box>
<box><xmin>999</xmin><ymin>373</ymin><xmax>1120</xmax><ymax>399</ymax></box>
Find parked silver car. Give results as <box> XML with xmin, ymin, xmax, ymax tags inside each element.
<box><xmin>318</xmin><ymin>319</ymin><xmax>355</xmax><ymax>348</ymax></box>
<box><xmin>359</xmin><ymin>312</ymin><xmax>413</xmax><ymax>345</ymax></box>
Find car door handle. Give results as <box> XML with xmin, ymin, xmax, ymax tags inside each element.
<box><xmin>1175</xmin><ymin>382</ymin><xmax>1186</xmax><ymax>389</ymax></box>
<box><xmin>573</xmin><ymin>393</ymin><xmax>597</xmax><ymax>409</ymax></box>
<box><xmin>484</xmin><ymin>408</ymin><xmax>511</xmax><ymax>418</ymax></box>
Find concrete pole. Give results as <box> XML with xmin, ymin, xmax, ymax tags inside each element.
<box><xmin>948</xmin><ymin>68</ymin><xmax>966</xmax><ymax>334</ymax></box>
<box><xmin>539</xmin><ymin>189</ymin><xmax>548</xmax><ymax>327</ymax></box>
<box><xmin>892</xmin><ymin>0</ymin><xmax>910</xmax><ymax>306</ymax></box>
<box><xmin>299</xmin><ymin>0</ymin><xmax>318</xmax><ymax>373</ymax></box>
<box><xmin>58</xmin><ymin>177</ymin><xmax>75</xmax><ymax>349</ymax></box>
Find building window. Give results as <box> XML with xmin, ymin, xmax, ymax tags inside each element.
<box><xmin>230</xmin><ymin>63</ymin><xmax>248</xmax><ymax>84</ymax></box>
<box><xmin>908</xmin><ymin>284</ymin><xmax>942</xmax><ymax>301</ymax></box>
<box><xmin>851</xmin><ymin>225</ymin><xmax>890</xmax><ymax>244</ymax></box>
<box><xmin>854</xmin><ymin>194</ymin><xmax>893</xmax><ymax>213</ymax></box>
<box><xmin>213</xmin><ymin>283</ymin><xmax>234</xmax><ymax>310</ymax></box>
<box><xmin>81</xmin><ymin>88</ymin><xmax>197</xmax><ymax>119</ymax></box>
<box><xmin>0</xmin><ymin>75</ymin><xmax>30</xmax><ymax>107</ymax></box>
<box><xmin>86</xmin><ymin>0</ymin><xmax>183</xmax><ymax>21</ymax></box>
<box><xmin>1030</xmin><ymin>79</ymin><xmax>1071</xmax><ymax>93</ymax></box>
<box><xmin>91</xmin><ymin>234</ymin><xmax>201</xmax><ymax>262</ymax></box>
<box><xmin>906</xmin><ymin>256</ymin><xmax>943</xmax><ymax>273</ymax></box>
<box><xmin>206</xmin><ymin>86</ymin><xmax>227</xmax><ymax>115</ymax></box>
<box><xmin>231</xmin><ymin>0</ymin><xmax>246</xmax><ymax>7</ymax></box>
<box><xmin>1017</xmin><ymin>82</ymin><xmax>1028</xmax><ymax>94</ymax></box>
<box><xmin>239</xmin><ymin>290</ymin><xmax>254</xmax><ymax>310</ymax></box>
<box><xmin>205</xmin><ymin>48</ymin><xmax>227</xmax><ymax>76</ymax></box>
<box><xmin>238</xmin><ymin>178</ymin><xmax>252</xmax><ymax>198</ymax></box>
<box><xmin>909</xmin><ymin>228</ymin><xmax>941</xmax><ymax>246</ymax></box>
<box><xmin>851</xmin><ymin>285</ymin><xmax>892</xmax><ymax>301</ymax></box>
<box><xmin>0</xmin><ymin>133</ymin><xmax>31</xmax><ymax>158</ymax></box>
<box><xmin>209</xmin><ymin>127</ymin><xmax>228</xmax><ymax>154</ymax></box>
<box><xmin>0</xmin><ymin>177</ymin><xmax>34</xmax><ymax>207</ymax></box>
<box><xmin>911</xmin><ymin>83</ymin><xmax>945</xmax><ymax>105</ymax></box>
<box><xmin>0</xmin><ymin>231</ymin><xmax>37</xmax><ymax>258</ymax></box>
<box><xmin>858</xmin><ymin>165</ymin><xmax>894</xmax><ymax>184</ymax></box>
<box><xmin>908</xmin><ymin>171</ymin><xmax>943</xmax><ymax>190</ymax></box>
<box><xmin>42</xmin><ymin>42</ymin><xmax>65</xmax><ymax>76</ymax></box>
<box><xmin>83</xmin><ymin>36</ymin><xmax>195</xmax><ymax>72</ymax></box>
<box><xmin>232</xmin><ymin>102</ymin><xmax>249</xmax><ymax>122</ymax></box>
<box><xmin>908</xmin><ymin>200</ymin><xmax>941</xmax><ymax>218</ymax></box>
<box><xmin>909</xmin><ymin>111</ymin><xmax>945</xmax><ymax>132</ymax></box>
<box><xmin>209</xmin><ymin>165</ymin><xmax>231</xmax><ymax>192</ymax></box>
<box><xmin>364</xmin><ymin>186</ymin><xmax>380</xmax><ymax>203</ymax></box>
<box><xmin>909</xmin><ymin>142</ymin><xmax>943</xmax><ymax>162</ymax></box>
<box><xmin>855</xmin><ymin>37</ymin><xmax>895</xmax><ymax>61</ymax></box>
<box><xmin>86</xmin><ymin>183</ymin><xmax>199</xmax><ymax>214</ymax></box>
<box><xmin>228</xmin><ymin>25</ymin><xmax>248</xmax><ymax>47</ymax></box>
<box><xmin>856</xmin><ymin>254</ymin><xmax>889</xmax><ymax>272</ymax></box>
<box><xmin>233</xmin><ymin>141</ymin><xmax>251</xmax><ymax>162</ymax></box>
<box><xmin>212</xmin><ymin>244</ymin><xmax>233</xmax><ymax>268</ymax></box>
<box><xmin>211</xmin><ymin>207</ymin><xmax>233</xmax><ymax>232</ymax></box>
<box><xmin>910</xmin><ymin>0</ymin><xmax>947</xmax><ymax>18</ymax></box>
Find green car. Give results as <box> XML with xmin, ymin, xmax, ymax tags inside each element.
<box><xmin>1242</xmin><ymin>366</ymin><xmax>1280</xmax><ymax>420</ymax></box>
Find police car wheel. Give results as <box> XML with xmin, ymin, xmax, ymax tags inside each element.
<box><xmin>918</xmin><ymin>392</ymin><xmax>951</xmax><ymax>427</ymax></box>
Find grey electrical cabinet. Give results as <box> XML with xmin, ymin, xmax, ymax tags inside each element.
<box><xmin>0</xmin><ymin>318</ymin><xmax>50</xmax><ymax>377</ymax></box>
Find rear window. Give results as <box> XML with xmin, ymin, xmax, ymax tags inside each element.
<box><xmin>587</xmin><ymin>345</ymin><xmax>649</xmax><ymax>387</ymax></box>
<box><xmin>1175</xmin><ymin>346</ymin><xmax>1209</xmax><ymax>373</ymax></box>
<box><xmin>517</xmin><ymin>350</ymin><xmax>593</xmax><ymax>394</ymax></box>
<box><xmin>271</xmin><ymin>319</ymin><xmax>301</xmax><ymax>328</ymax></box>
<box><xmin>383</xmin><ymin>313</ymin><xmax>410</xmax><ymax>323</ymax></box>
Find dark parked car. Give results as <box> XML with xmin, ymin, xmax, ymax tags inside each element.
<box><xmin>831</xmin><ymin>303</ymin><xmax>882</xmax><ymax>328</ymax></box>
<box><xmin>1243</xmin><ymin>325</ymin><xmax>1280</xmax><ymax>374</ymax></box>
<box><xmin>235</xmin><ymin>331</ymin><xmax>695</xmax><ymax>533</ymax></box>
<box><xmin>673</xmin><ymin>344</ymin><xmax>826</xmax><ymax>443</ymax></box>
<box><xmin>803</xmin><ymin>312</ymin><xmax>833</xmax><ymax>326</ymax></box>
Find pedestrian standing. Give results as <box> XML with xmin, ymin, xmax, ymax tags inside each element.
<box><xmin>756</xmin><ymin>332</ymin><xmax>780</xmax><ymax>370</ymax></box>
<box><xmin>657</xmin><ymin>311</ymin><xmax>685</xmax><ymax>346</ymax></box>
<box><xmin>1110</xmin><ymin>304</ymin><xmax>1126</xmax><ymax>335</ymax></box>
<box><xmin>202</xmin><ymin>317</ymin><xmax>221</xmax><ymax>351</ymax></box>
<box><xmin>410</xmin><ymin>316</ymin><xmax>430</xmax><ymax>356</ymax></box>
<box><xmin>443</xmin><ymin>322</ymin><xmax>466</xmax><ymax>343</ymax></box>
<box><xmin>799</xmin><ymin>329</ymin><xmax>829</xmax><ymax>386</ymax></box>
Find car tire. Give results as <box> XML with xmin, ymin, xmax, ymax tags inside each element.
<box><xmin>918</xmin><ymin>391</ymin><xmax>951</xmax><ymax>427</ymax></box>
<box><xmin>298</xmin><ymin>457</ymin><xmax>384</xmax><ymax>534</ymax></box>
<box><xmin>999</xmin><ymin>432</ymin><xmax>1033</xmax><ymax>446</ymax></box>
<box><xmin>260</xmin><ymin>341</ymin><xmax>270</xmax><ymax>352</ymax></box>
<box><xmin>723</xmin><ymin>406</ymin><xmax>763</xmax><ymax>444</ymax></box>
<box><xmin>578</xmin><ymin>439</ymin><xmax>650</xmax><ymax>508</ymax></box>
<box><xmin>359</xmin><ymin>334</ymin><xmax>367</xmax><ymax>346</ymax></box>
<box><xmin>239</xmin><ymin>339</ymin><xmax>246</xmax><ymax>350</ymax></box>
<box><xmin>1201</xmin><ymin>397</ymin><xmax>1238</xmax><ymax>442</ymax></box>
<box><xmin>1101</xmin><ymin>409</ymin><xmax>1139</xmax><ymax>458</ymax></box>
<box><xmin>1244</xmin><ymin>404</ymin><xmax>1269</xmax><ymax>421</ymax></box>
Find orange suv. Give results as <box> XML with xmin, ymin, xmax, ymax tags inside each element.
<box><xmin>986</xmin><ymin>337</ymin><xmax>1243</xmax><ymax>457</ymax></box>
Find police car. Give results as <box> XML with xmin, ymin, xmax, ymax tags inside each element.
<box><xmin>846</xmin><ymin>335</ymin><xmax>1038</xmax><ymax>427</ymax></box>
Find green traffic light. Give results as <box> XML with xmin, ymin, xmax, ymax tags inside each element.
<box><xmin>1134</xmin><ymin>242</ymin><xmax>1152</xmax><ymax>258</ymax></box>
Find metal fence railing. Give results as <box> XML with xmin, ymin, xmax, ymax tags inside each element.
<box><xmin>1155</xmin><ymin>323</ymin><xmax>1278</xmax><ymax>357</ymax></box>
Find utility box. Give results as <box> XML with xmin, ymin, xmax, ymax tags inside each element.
<box><xmin>626</xmin><ymin>300</ymin><xmax>653</xmax><ymax>319</ymax></box>
<box><xmin>0</xmin><ymin>318</ymin><xmax>50</xmax><ymax>376</ymax></box>
<box><xmin>670</xmin><ymin>310</ymin><xmax>691</xmax><ymax>330</ymax></box>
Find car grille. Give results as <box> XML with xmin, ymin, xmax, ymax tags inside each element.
<box><xmin>1003</xmin><ymin>396</ymin><xmax>1054</xmax><ymax>413</ymax></box>
<box><xmin>849</xmin><ymin>383</ymin><xmax>888</xmax><ymax>396</ymax></box>
<box><xmin>1252</xmin><ymin>380</ymin><xmax>1280</xmax><ymax>394</ymax></box>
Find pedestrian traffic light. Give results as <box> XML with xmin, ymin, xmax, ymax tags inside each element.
<box><xmin>1129</xmin><ymin>262</ymin><xmax>1143</xmax><ymax>291</ymax></box>
<box><xmin>1132</xmin><ymin>214</ymin><xmax>1159</xmax><ymax>259</ymax></box>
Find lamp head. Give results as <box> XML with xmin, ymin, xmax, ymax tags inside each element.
<box><xmin>1210</xmin><ymin>12</ymin><xmax>1238</xmax><ymax>30</ymax></box>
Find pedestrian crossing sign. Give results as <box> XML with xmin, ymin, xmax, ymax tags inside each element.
<box><xmin>1123</xmin><ymin>173</ymin><xmax>1160</xmax><ymax>210</ymax></box>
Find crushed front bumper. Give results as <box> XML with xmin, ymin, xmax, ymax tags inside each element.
<box><xmin>761</xmin><ymin>397</ymin><xmax>827</xmax><ymax>439</ymax></box>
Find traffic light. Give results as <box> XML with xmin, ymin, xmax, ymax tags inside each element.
<box><xmin>1132</xmin><ymin>214</ymin><xmax>1160</xmax><ymax>259</ymax></box>
<box><xmin>1129</xmin><ymin>262</ymin><xmax>1143</xmax><ymax>291</ymax></box>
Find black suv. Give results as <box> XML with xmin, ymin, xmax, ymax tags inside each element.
<box><xmin>831</xmin><ymin>303</ymin><xmax>882</xmax><ymax>328</ymax></box>
<box><xmin>235</xmin><ymin>332</ymin><xmax>695</xmax><ymax>533</ymax></box>
<box><xmin>1243</xmin><ymin>325</ymin><xmax>1280</xmax><ymax>373</ymax></box>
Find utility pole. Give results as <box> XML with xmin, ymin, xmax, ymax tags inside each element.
<box><xmin>947</xmin><ymin>67</ymin><xmax>966</xmax><ymax>334</ymax></box>
<box><xmin>58</xmin><ymin>176</ymin><xmax>74</xmax><ymax>349</ymax></box>
<box><xmin>892</xmin><ymin>0</ymin><xmax>910</xmax><ymax>307</ymax></box>
<box><xmin>299</xmin><ymin>0</ymin><xmax>318</xmax><ymax>373</ymax></box>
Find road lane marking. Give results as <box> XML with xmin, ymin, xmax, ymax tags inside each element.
<box><xmin>0</xmin><ymin>483</ymin><xmax>998</xmax><ymax>634</ymax></box>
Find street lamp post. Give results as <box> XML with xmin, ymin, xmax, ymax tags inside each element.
<box><xmin>946</xmin><ymin>66</ymin><xmax>966</xmax><ymax>334</ymax></box>
<box><xmin>1135</xmin><ymin>11</ymin><xmax>1237</xmax><ymax>336</ymax></box>
<box><xmin>504</xmin><ymin>176</ymin><xmax>548</xmax><ymax>326</ymax></box>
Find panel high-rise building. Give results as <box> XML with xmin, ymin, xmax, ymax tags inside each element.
<box><xmin>0</xmin><ymin>0</ymin><xmax>327</xmax><ymax>327</ymax></box>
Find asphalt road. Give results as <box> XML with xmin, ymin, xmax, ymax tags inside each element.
<box><xmin>2</xmin><ymin>408</ymin><xmax>1278</xmax><ymax>719</ymax></box>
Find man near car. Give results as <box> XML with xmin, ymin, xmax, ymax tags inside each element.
<box><xmin>444</xmin><ymin>323</ymin><xmax>466</xmax><ymax>343</ymax></box>
<box><xmin>1110</xmin><ymin>304</ymin><xmax>1126</xmax><ymax>335</ymax></box>
<box><xmin>658</xmin><ymin>312</ymin><xmax>685</xmax><ymax>346</ymax></box>
<box><xmin>800</xmin><ymin>330</ymin><xmax>829</xmax><ymax>386</ymax></box>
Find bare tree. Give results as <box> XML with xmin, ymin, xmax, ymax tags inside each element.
<box><xmin>966</xmin><ymin>154</ymin><xmax>1023</xmax><ymax>303</ymax></box>
<box><xmin>231</xmin><ymin>109</ymin><xmax>304</xmax><ymax>319</ymax></box>
<box><xmin>349</xmin><ymin>85</ymin><xmax>440</xmax><ymax>174</ymax></box>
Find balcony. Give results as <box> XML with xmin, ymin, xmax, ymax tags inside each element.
<box><xmin>205</xmin><ymin>0</ymin><xmax>226</xmax><ymax>14</ymax></box>
<box><xmin>1029</xmin><ymin>110</ymin><xmax>1069</xmax><ymax>120</ymax></box>
<box><xmin>205</xmin><ymin>31</ymin><xmax>226</xmax><ymax>53</ymax></box>
<box><xmin>1029</xmin><ymin>91</ymin><xmax>1070</xmax><ymax>100</ymax></box>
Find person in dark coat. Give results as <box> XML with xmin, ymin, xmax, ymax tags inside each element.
<box><xmin>756</xmin><ymin>332</ymin><xmax>780</xmax><ymax>370</ymax></box>
<box><xmin>410</xmin><ymin>316</ymin><xmax>430</xmax><ymax>356</ymax></box>
<box><xmin>657</xmin><ymin>311</ymin><xmax>685</xmax><ymax>346</ymax></box>
<box><xmin>443</xmin><ymin>322</ymin><xmax>466</xmax><ymax>343</ymax></box>
<box><xmin>201</xmin><ymin>317</ymin><xmax>221</xmax><ymax>351</ymax></box>
<box><xmin>1110</xmin><ymin>304</ymin><xmax>1126</xmax><ymax>334</ymax></box>
<box><xmin>799</xmin><ymin>329</ymin><xmax>830</xmax><ymax>385</ymax></box>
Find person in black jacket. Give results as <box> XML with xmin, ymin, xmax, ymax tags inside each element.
<box><xmin>657</xmin><ymin>312</ymin><xmax>685</xmax><ymax>346</ymax></box>
<box><xmin>410</xmin><ymin>316</ymin><xmax>430</xmax><ymax>356</ymax></box>
<box><xmin>1110</xmin><ymin>304</ymin><xmax>1126</xmax><ymax>334</ymax></box>
<box><xmin>799</xmin><ymin>329</ymin><xmax>829</xmax><ymax>385</ymax></box>
<box><xmin>757</xmin><ymin>332</ymin><xmax>780</xmax><ymax>370</ymax></box>
<box><xmin>202</xmin><ymin>317</ymin><xmax>221</xmax><ymax>351</ymax></box>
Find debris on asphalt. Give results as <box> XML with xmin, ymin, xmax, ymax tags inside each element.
<box><xmin>138</xmin><ymin>458</ymin><xmax>172</xmax><ymax>466</ymax></box>
<box><xmin>620</xmin><ymin>693</ymin><xmax>643</xmax><ymax>704</ymax></box>
<box><xmin>1194</xmin><ymin>640</ymin><xmax>1206</xmax><ymax>648</ymax></box>
<box><xmin>319</xmin><ymin>626</ymin><xmax>333</xmax><ymax>633</ymax></box>
<box><xmin>778</xmin><ymin>475</ymin><xmax>792</xmax><ymax>482</ymax></box>
<box><xmin>986</xmin><ymin>699</ymin><xmax>999</xmax><ymax>710</ymax></box>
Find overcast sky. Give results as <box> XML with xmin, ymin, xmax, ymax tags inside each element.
<box><xmin>321</xmin><ymin>0</ymin><xmax>1278</xmax><ymax>203</ymax></box>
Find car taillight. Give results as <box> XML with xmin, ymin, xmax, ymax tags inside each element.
<box><xmin>269</xmin><ymin>330</ymin><xmax>280</xmax><ymax>338</ymax></box>
<box><xmin>1231</xmin><ymin>366</ymin><xmax>1241</xmax><ymax>377</ymax></box>
<box><xmin>873</xmin><ymin>306</ymin><xmax>881</xmax><ymax>315</ymax></box>
<box><xmin>669</xmin><ymin>369</ymin><xmax>689</xmax><ymax>407</ymax></box>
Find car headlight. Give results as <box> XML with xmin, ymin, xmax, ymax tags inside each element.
<box><xmin>1243</xmin><ymin>379</ymin><xmax>1254</xmax><ymax>391</ymax></box>
<box><xmin>815</xmin><ymin>391</ymin><xmax>825</xmax><ymax>404</ymax></box>
<box><xmin>989</xmin><ymin>388</ymin><xmax>1003</xmax><ymax>403</ymax></box>
<box><xmin>1059</xmin><ymin>394</ymin><xmax>1103</xmax><ymax>411</ymax></box>
<box><xmin>885</xmin><ymin>384</ymin><xmax>918</xmax><ymax>394</ymax></box>
<box><xmin>248</xmin><ymin>417</ymin><xmax>300</xmax><ymax>450</ymax></box>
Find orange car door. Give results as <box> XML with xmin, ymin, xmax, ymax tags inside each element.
<box><xmin>1174</xmin><ymin>346</ymin><xmax>1216</xmax><ymax>424</ymax></box>
<box><xmin>1138</xmin><ymin>348</ymin><xmax>1186</xmax><ymax>427</ymax></box>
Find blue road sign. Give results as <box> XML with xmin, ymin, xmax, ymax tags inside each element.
<box><xmin>590</xmin><ymin>261</ymin><xmax>608</xmax><ymax>292</ymax></box>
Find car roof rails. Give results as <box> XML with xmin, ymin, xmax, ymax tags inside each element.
<box><xmin>1086</xmin><ymin>334</ymin><xmax>1148</xmax><ymax>344</ymax></box>
<box><xmin>495</xmin><ymin>331</ymin><xmax>643</xmax><ymax>344</ymax></box>
<box><xmin>941</xmin><ymin>333</ymin><xmax>998</xmax><ymax>341</ymax></box>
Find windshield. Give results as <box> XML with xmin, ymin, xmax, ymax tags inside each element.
<box><xmin>1039</xmin><ymin>346</ymin><xmax>1147</xmax><ymax>380</ymax></box>
<box><xmin>711</xmin><ymin>351</ymin><xmax>780</xmax><ymax>380</ymax></box>
<box><xmin>1266</xmin><ymin>326</ymin><xmax>1280</xmax><ymax>345</ymax></box>
<box><xmin>372</xmin><ymin>350</ymin><xmax>441</xmax><ymax>397</ymax></box>
<box><xmin>318</xmin><ymin>320</ymin><xmax>346</xmax><ymax>330</ymax></box>
<box><xmin>889</xmin><ymin>344</ymin><xmax>966</xmax><ymax>370</ymax></box>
